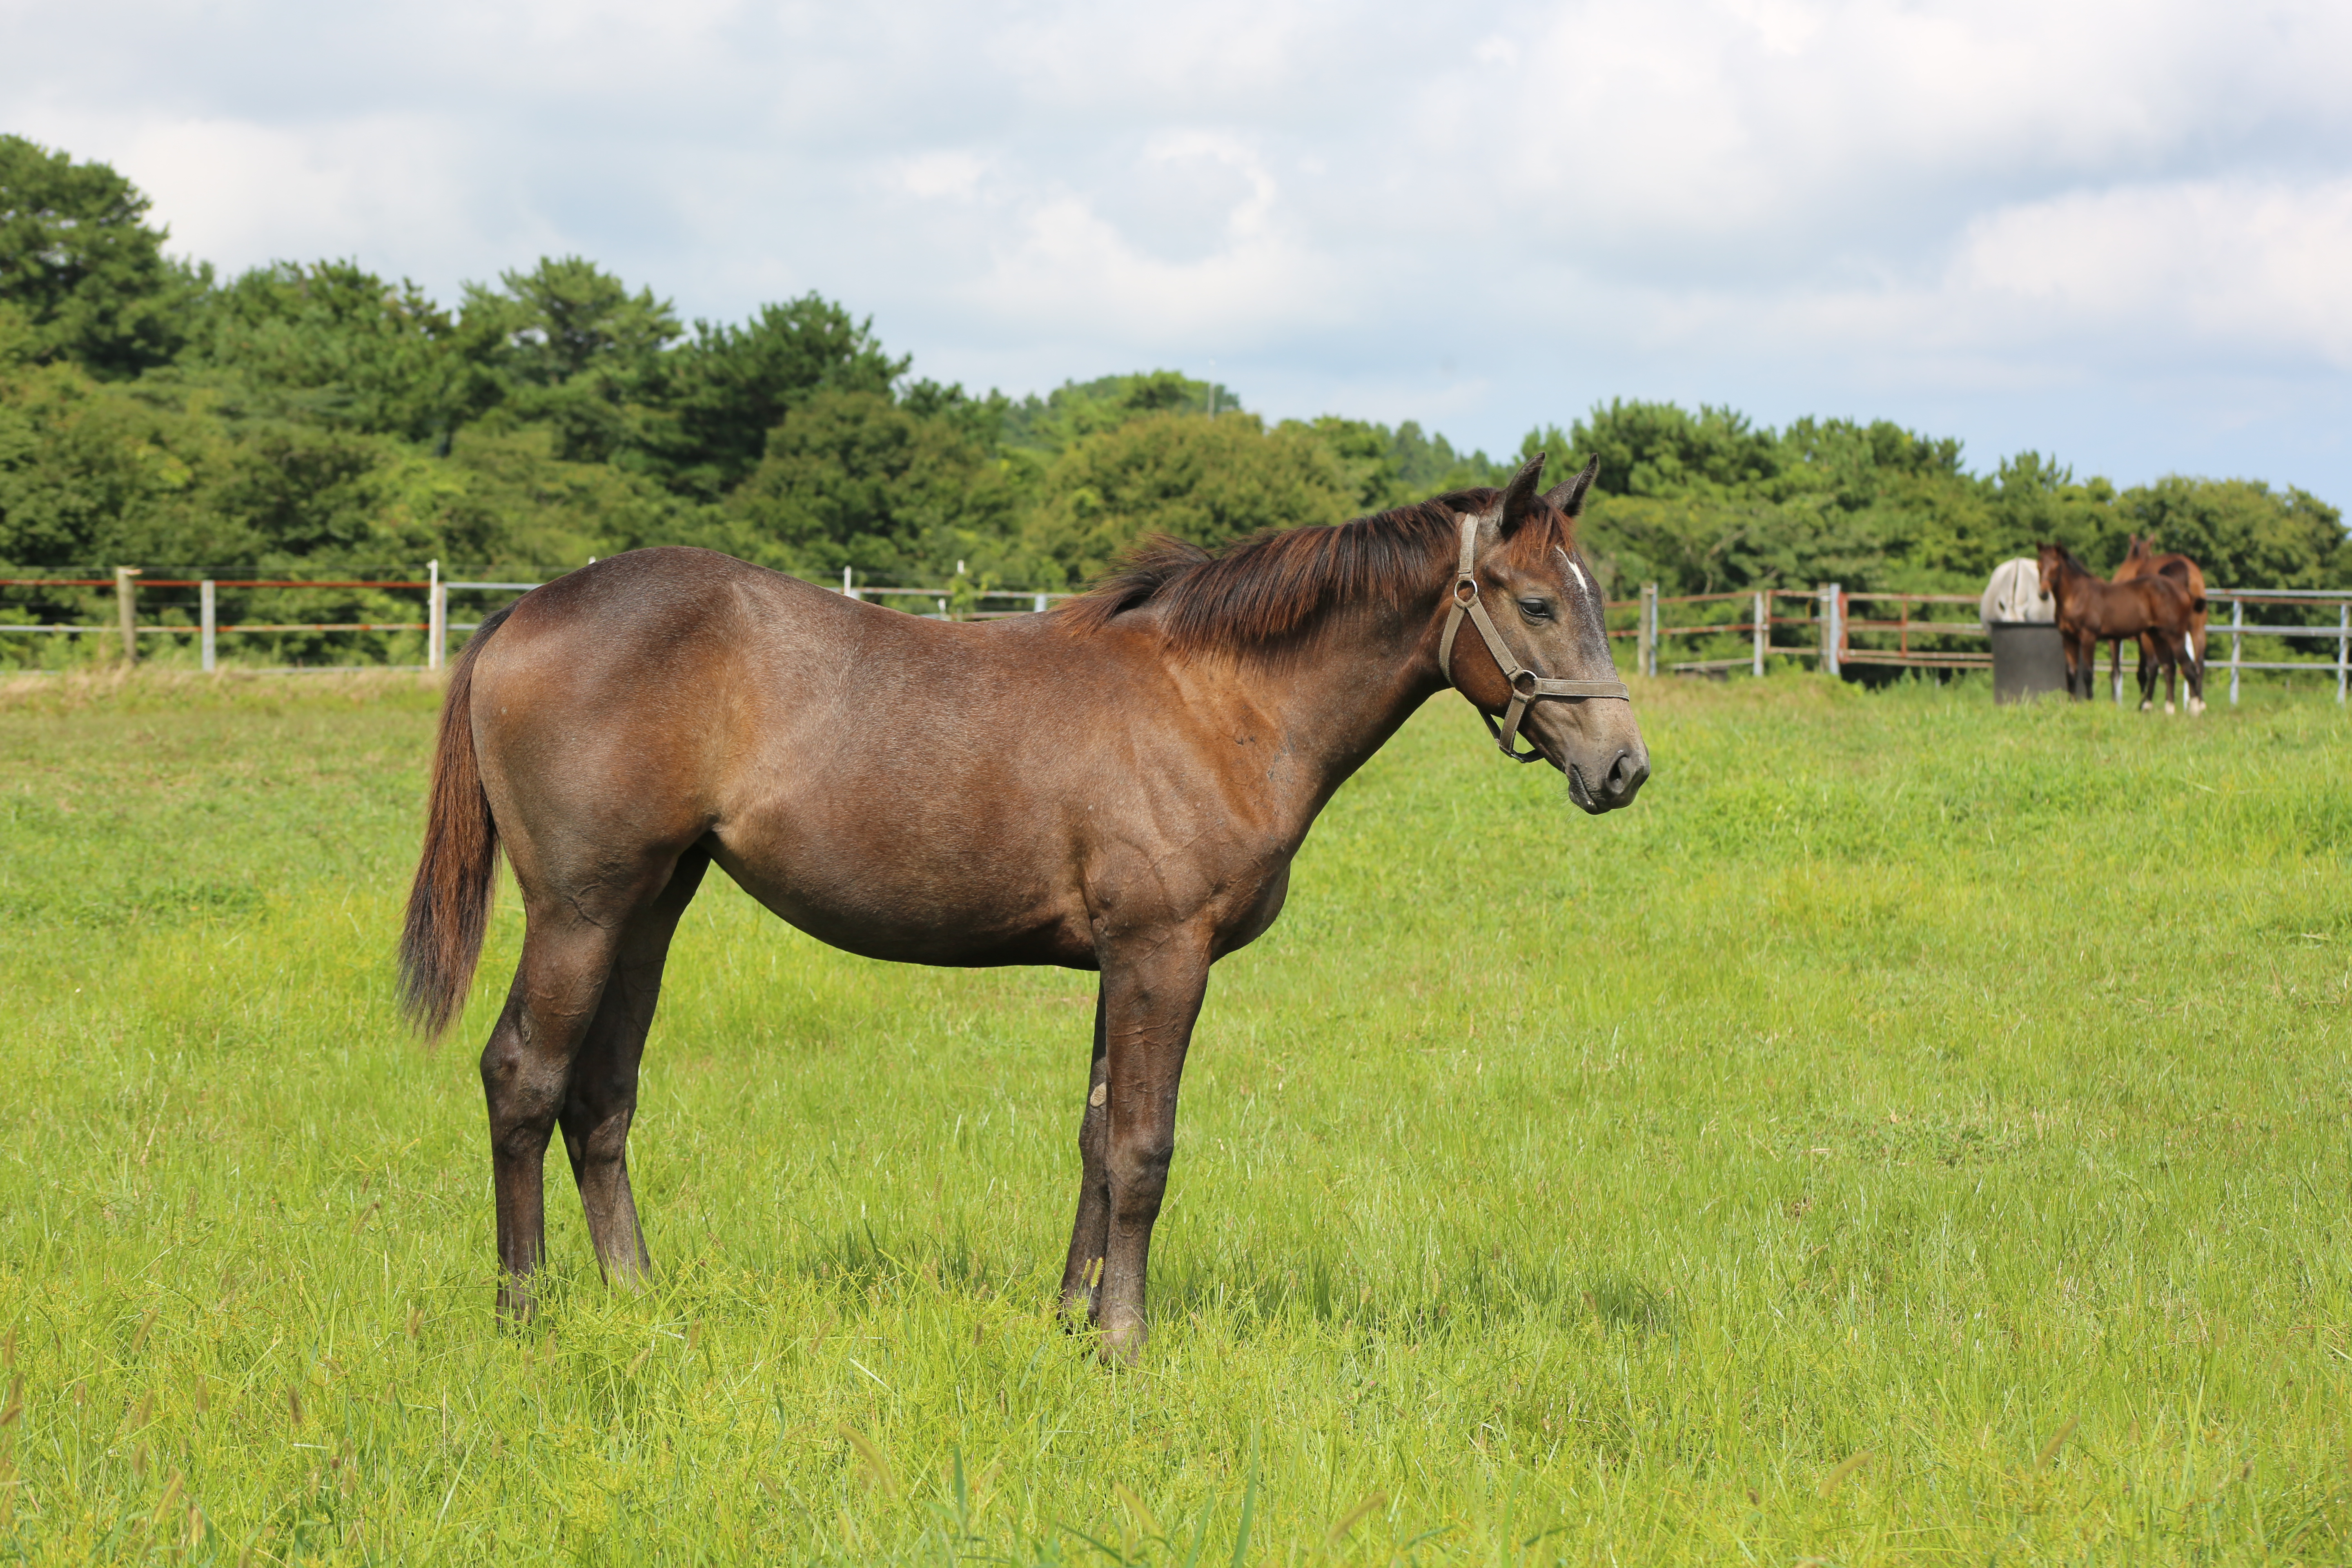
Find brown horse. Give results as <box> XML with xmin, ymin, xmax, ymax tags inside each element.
<box><xmin>2111</xmin><ymin>535</ymin><xmax>2209</xmax><ymax>715</ymax></box>
<box><xmin>400</xmin><ymin>453</ymin><xmax>1648</xmax><ymax>1359</ymax></box>
<box><xmin>2037</xmin><ymin>543</ymin><xmax>2200</xmax><ymax>712</ymax></box>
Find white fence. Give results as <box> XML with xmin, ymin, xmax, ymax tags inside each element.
<box><xmin>0</xmin><ymin>565</ymin><xmax>1082</xmax><ymax>673</ymax></box>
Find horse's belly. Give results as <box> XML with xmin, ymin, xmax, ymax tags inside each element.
<box><xmin>709</xmin><ymin>842</ymin><xmax>1096</xmax><ymax>969</ymax></box>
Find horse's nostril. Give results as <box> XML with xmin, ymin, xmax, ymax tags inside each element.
<box><xmin>1605</xmin><ymin>750</ymin><xmax>1646</xmax><ymax>799</ymax></box>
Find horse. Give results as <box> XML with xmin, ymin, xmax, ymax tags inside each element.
<box><xmin>2036</xmin><ymin>543</ymin><xmax>2201</xmax><ymax>713</ymax></box>
<box><xmin>2111</xmin><ymin>535</ymin><xmax>2209</xmax><ymax>715</ymax></box>
<box><xmin>399</xmin><ymin>452</ymin><xmax>1649</xmax><ymax>1361</ymax></box>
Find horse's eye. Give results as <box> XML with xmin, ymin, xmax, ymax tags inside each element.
<box><xmin>1518</xmin><ymin>598</ymin><xmax>1553</xmax><ymax>622</ymax></box>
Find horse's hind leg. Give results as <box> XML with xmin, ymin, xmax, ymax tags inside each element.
<box><xmin>1056</xmin><ymin>991</ymin><xmax>1113</xmax><ymax>1325</ymax></box>
<box><xmin>481</xmin><ymin>909</ymin><xmax>625</xmax><ymax>1321</ymax></box>
<box><xmin>560</xmin><ymin>846</ymin><xmax>710</xmax><ymax>1286</ymax></box>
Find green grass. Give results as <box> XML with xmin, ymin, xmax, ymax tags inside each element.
<box><xmin>1</xmin><ymin>666</ymin><xmax>2348</xmax><ymax>1564</ymax></box>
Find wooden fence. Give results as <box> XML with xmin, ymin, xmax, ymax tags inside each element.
<box><xmin>0</xmin><ymin>566</ymin><xmax>1080</xmax><ymax>673</ymax></box>
<box><xmin>1614</xmin><ymin>581</ymin><xmax>2352</xmax><ymax>704</ymax></box>
<box><xmin>8</xmin><ymin>566</ymin><xmax>2348</xmax><ymax>704</ymax></box>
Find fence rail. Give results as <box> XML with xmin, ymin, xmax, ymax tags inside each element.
<box><xmin>9</xmin><ymin>565</ymin><xmax>2350</xmax><ymax>703</ymax></box>
<box><xmin>0</xmin><ymin>565</ymin><xmax>1085</xmax><ymax>673</ymax></box>
<box><xmin>1610</xmin><ymin>581</ymin><xmax>2352</xmax><ymax>704</ymax></box>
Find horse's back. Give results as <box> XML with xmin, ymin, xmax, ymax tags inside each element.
<box><xmin>460</xmin><ymin>548</ymin><xmax>1163</xmax><ymax>967</ymax></box>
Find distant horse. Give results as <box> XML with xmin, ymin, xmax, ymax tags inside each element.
<box><xmin>2111</xmin><ymin>536</ymin><xmax>2209</xmax><ymax>715</ymax></box>
<box><xmin>2037</xmin><ymin>543</ymin><xmax>2200</xmax><ymax>713</ymax></box>
<box><xmin>400</xmin><ymin>454</ymin><xmax>1648</xmax><ymax>1360</ymax></box>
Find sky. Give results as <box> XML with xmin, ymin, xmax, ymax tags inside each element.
<box><xmin>5</xmin><ymin>0</ymin><xmax>2350</xmax><ymax>501</ymax></box>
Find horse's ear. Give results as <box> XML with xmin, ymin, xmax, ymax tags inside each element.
<box><xmin>1497</xmin><ymin>451</ymin><xmax>1547</xmax><ymax>537</ymax></box>
<box><xmin>1543</xmin><ymin>455</ymin><xmax>1600</xmax><ymax>519</ymax></box>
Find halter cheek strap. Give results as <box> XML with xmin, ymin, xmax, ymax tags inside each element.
<box><xmin>1439</xmin><ymin>513</ymin><xmax>1631</xmax><ymax>763</ymax></box>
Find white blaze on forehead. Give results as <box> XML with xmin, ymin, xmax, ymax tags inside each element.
<box><xmin>1557</xmin><ymin>546</ymin><xmax>1590</xmax><ymax>599</ymax></box>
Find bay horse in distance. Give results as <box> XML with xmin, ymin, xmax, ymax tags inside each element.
<box><xmin>2037</xmin><ymin>543</ymin><xmax>2201</xmax><ymax>713</ymax></box>
<box><xmin>2111</xmin><ymin>535</ymin><xmax>2209</xmax><ymax>715</ymax></box>
<box><xmin>400</xmin><ymin>453</ymin><xmax>1648</xmax><ymax>1360</ymax></box>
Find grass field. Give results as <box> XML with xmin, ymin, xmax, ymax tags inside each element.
<box><xmin>1</xmin><ymin>667</ymin><xmax>2348</xmax><ymax>1565</ymax></box>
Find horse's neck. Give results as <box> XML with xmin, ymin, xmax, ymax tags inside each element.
<box><xmin>1211</xmin><ymin>588</ymin><xmax>1449</xmax><ymax>812</ymax></box>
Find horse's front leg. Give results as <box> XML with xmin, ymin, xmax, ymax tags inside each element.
<box><xmin>1056</xmin><ymin>992</ymin><xmax>1111</xmax><ymax>1325</ymax></box>
<box><xmin>1090</xmin><ymin>933</ymin><xmax>1212</xmax><ymax>1363</ymax></box>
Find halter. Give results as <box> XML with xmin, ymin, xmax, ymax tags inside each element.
<box><xmin>1439</xmin><ymin>512</ymin><xmax>1631</xmax><ymax>763</ymax></box>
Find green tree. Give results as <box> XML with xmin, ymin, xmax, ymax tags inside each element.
<box><xmin>633</xmin><ymin>295</ymin><xmax>906</xmax><ymax>499</ymax></box>
<box><xmin>463</xmin><ymin>257</ymin><xmax>680</xmax><ymax>463</ymax></box>
<box><xmin>0</xmin><ymin>135</ymin><xmax>203</xmax><ymax>378</ymax></box>
<box><xmin>1984</xmin><ymin>452</ymin><xmax>2124</xmax><ymax>568</ymax></box>
<box><xmin>2118</xmin><ymin>477</ymin><xmax>2346</xmax><ymax>591</ymax></box>
<box><xmin>1024</xmin><ymin>411</ymin><xmax>1357</xmax><ymax>587</ymax></box>
<box><xmin>719</xmin><ymin>390</ymin><xmax>1012</xmax><ymax>584</ymax></box>
<box><xmin>0</xmin><ymin>347</ymin><xmax>251</xmax><ymax>572</ymax></box>
<box><xmin>1569</xmin><ymin>399</ymin><xmax>1785</xmax><ymax>500</ymax></box>
<box><xmin>1000</xmin><ymin>370</ymin><xmax>1238</xmax><ymax>454</ymax></box>
<box><xmin>177</xmin><ymin>260</ymin><xmax>501</xmax><ymax>444</ymax></box>
<box><xmin>1291</xmin><ymin>417</ymin><xmax>1503</xmax><ymax>512</ymax></box>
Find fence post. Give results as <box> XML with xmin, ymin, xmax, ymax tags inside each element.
<box><xmin>1753</xmin><ymin>590</ymin><xmax>1766</xmax><ymax>677</ymax></box>
<box><xmin>1639</xmin><ymin>584</ymin><xmax>1658</xmax><ymax>677</ymax></box>
<box><xmin>114</xmin><ymin>566</ymin><xmax>140</xmax><ymax>664</ymax></box>
<box><xmin>1819</xmin><ymin>584</ymin><xmax>1842</xmax><ymax>677</ymax></box>
<box><xmin>2229</xmin><ymin>596</ymin><xmax>2243</xmax><ymax>706</ymax></box>
<box><xmin>200</xmin><ymin>580</ymin><xmax>216</xmax><ymax>673</ymax></box>
<box><xmin>842</xmin><ymin>566</ymin><xmax>859</xmax><ymax>603</ymax></box>
<box><xmin>426</xmin><ymin>559</ymin><xmax>445</xmax><ymax>672</ymax></box>
<box><xmin>2339</xmin><ymin>602</ymin><xmax>2348</xmax><ymax>704</ymax></box>
<box><xmin>1033</xmin><ymin>592</ymin><xmax>1048</xmax><ymax>613</ymax></box>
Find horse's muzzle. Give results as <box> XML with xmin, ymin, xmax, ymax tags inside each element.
<box><xmin>1568</xmin><ymin>747</ymin><xmax>1649</xmax><ymax>814</ymax></box>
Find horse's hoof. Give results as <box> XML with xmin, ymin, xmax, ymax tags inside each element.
<box><xmin>1097</xmin><ymin>1314</ymin><xmax>1148</xmax><ymax>1366</ymax></box>
<box><xmin>2165</xmin><ymin>702</ymin><xmax>2176</xmax><ymax>715</ymax></box>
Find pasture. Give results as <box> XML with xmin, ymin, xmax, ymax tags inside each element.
<box><xmin>0</xmin><ymin>669</ymin><xmax>2347</xmax><ymax>1564</ymax></box>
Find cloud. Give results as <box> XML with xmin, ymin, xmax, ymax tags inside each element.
<box><xmin>1951</xmin><ymin>178</ymin><xmax>2352</xmax><ymax>368</ymax></box>
<box><xmin>2</xmin><ymin>0</ymin><xmax>2350</xmax><ymax>490</ymax></box>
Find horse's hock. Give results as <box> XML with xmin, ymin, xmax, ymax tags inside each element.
<box><xmin>1982</xmin><ymin>559</ymin><xmax>2065</xmax><ymax>704</ymax></box>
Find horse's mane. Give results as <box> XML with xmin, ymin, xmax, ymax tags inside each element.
<box><xmin>1058</xmin><ymin>487</ymin><xmax>1580</xmax><ymax>658</ymax></box>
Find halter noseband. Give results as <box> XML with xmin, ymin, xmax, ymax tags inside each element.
<box><xmin>1439</xmin><ymin>512</ymin><xmax>1631</xmax><ymax>763</ymax></box>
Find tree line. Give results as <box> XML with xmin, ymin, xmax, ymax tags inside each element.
<box><xmin>4</xmin><ymin>132</ymin><xmax>2344</xmax><ymax>638</ymax></box>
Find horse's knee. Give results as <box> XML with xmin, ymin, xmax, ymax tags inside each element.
<box><xmin>481</xmin><ymin>1031</ymin><xmax>570</xmax><ymax>1141</ymax></box>
<box><xmin>1108</xmin><ymin>1137</ymin><xmax>1175</xmax><ymax>1220</ymax></box>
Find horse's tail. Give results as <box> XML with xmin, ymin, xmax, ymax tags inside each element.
<box><xmin>397</xmin><ymin>604</ymin><xmax>517</xmax><ymax>1039</ymax></box>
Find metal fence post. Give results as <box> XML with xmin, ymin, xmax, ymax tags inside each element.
<box><xmin>841</xmin><ymin>566</ymin><xmax>860</xmax><ymax>602</ymax></box>
<box><xmin>114</xmin><ymin>566</ymin><xmax>140</xmax><ymax>664</ymax></box>
<box><xmin>427</xmin><ymin>559</ymin><xmax>445</xmax><ymax>672</ymax></box>
<box><xmin>1753</xmin><ymin>590</ymin><xmax>1766</xmax><ymax>677</ymax></box>
<box><xmin>1033</xmin><ymin>592</ymin><xmax>1048</xmax><ymax>613</ymax></box>
<box><xmin>1819</xmin><ymin>583</ymin><xmax>1842</xmax><ymax>677</ymax></box>
<box><xmin>1639</xmin><ymin>583</ymin><xmax>1658</xmax><ymax>677</ymax></box>
<box><xmin>2230</xmin><ymin>596</ymin><xmax>2243</xmax><ymax>706</ymax></box>
<box><xmin>200</xmin><ymin>580</ymin><xmax>216</xmax><ymax>673</ymax></box>
<box><xmin>2339</xmin><ymin>603</ymin><xmax>2348</xmax><ymax>704</ymax></box>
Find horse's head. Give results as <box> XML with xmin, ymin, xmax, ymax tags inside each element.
<box><xmin>2036</xmin><ymin>542</ymin><xmax>2068</xmax><ymax>600</ymax></box>
<box><xmin>1452</xmin><ymin>454</ymin><xmax>1648</xmax><ymax>813</ymax></box>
